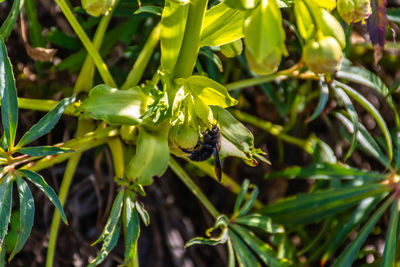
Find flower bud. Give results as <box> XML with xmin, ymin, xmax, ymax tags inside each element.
<box><xmin>168</xmin><ymin>124</ymin><xmax>199</xmax><ymax>151</ymax></box>
<box><xmin>245</xmin><ymin>47</ymin><xmax>282</xmax><ymax>75</ymax></box>
<box><xmin>120</xmin><ymin>125</ymin><xmax>137</xmax><ymax>145</ymax></box>
<box><xmin>220</xmin><ymin>39</ymin><xmax>243</xmax><ymax>58</ymax></box>
<box><xmin>81</xmin><ymin>0</ymin><xmax>116</xmax><ymax>17</ymax></box>
<box><xmin>337</xmin><ymin>0</ymin><xmax>371</xmax><ymax>24</ymax></box>
<box><xmin>303</xmin><ymin>36</ymin><xmax>343</xmax><ymax>74</ymax></box>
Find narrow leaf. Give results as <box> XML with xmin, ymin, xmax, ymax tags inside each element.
<box><xmin>233</xmin><ymin>179</ymin><xmax>250</xmax><ymax>213</ymax></box>
<box><xmin>227</xmin><ymin>239</ymin><xmax>235</xmax><ymax>267</ymax></box>
<box><xmin>237</xmin><ymin>184</ymin><xmax>259</xmax><ymax>217</ymax></box>
<box><xmin>307</xmin><ymin>78</ymin><xmax>329</xmax><ymax>122</ymax></box>
<box><xmin>135</xmin><ymin>201</ymin><xmax>150</xmax><ymax>226</ymax></box>
<box><xmin>0</xmin><ymin>37</ymin><xmax>18</xmax><ymax>149</ymax></box>
<box><xmin>0</xmin><ymin>174</ymin><xmax>12</xmax><ymax>247</ymax></box>
<box><xmin>381</xmin><ymin>199</ymin><xmax>399</xmax><ymax>267</ymax></box>
<box><xmin>9</xmin><ymin>176</ymin><xmax>34</xmax><ymax>261</ymax></box>
<box><xmin>332</xmin><ymin>195</ymin><xmax>394</xmax><ymax>267</ymax></box>
<box><xmin>19</xmin><ymin>170</ymin><xmax>67</xmax><ymax>224</ymax></box>
<box><xmin>234</xmin><ymin>213</ymin><xmax>284</xmax><ymax>234</ymax></box>
<box><xmin>0</xmin><ymin>0</ymin><xmax>21</xmax><ymax>40</ymax></box>
<box><xmin>16</xmin><ymin>146</ymin><xmax>73</xmax><ymax>157</ymax></box>
<box><xmin>89</xmin><ymin>221</ymin><xmax>121</xmax><ymax>266</ymax></box>
<box><xmin>16</xmin><ymin>95</ymin><xmax>75</xmax><ymax>148</ymax></box>
<box><xmin>229</xmin><ymin>230</ymin><xmax>259</xmax><ymax>267</ymax></box>
<box><xmin>124</xmin><ymin>193</ymin><xmax>140</xmax><ymax>262</ymax></box>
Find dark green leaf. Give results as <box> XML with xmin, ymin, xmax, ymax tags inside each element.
<box><xmin>234</xmin><ymin>213</ymin><xmax>284</xmax><ymax>234</ymax></box>
<box><xmin>332</xmin><ymin>195</ymin><xmax>394</xmax><ymax>267</ymax></box>
<box><xmin>9</xmin><ymin>176</ymin><xmax>34</xmax><ymax>261</ymax></box>
<box><xmin>89</xmin><ymin>221</ymin><xmax>121</xmax><ymax>266</ymax></box>
<box><xmin>237</xmin><ymin>184</ymin><xmax>259</xmax><ymax>217</ymax></box>
<box><xmin>0</xmin><ymin>174</ymin><xmax>13</xmax><ymax>247</ymax></box>
<box><xmin>19</xmin><ymin>170</ymin><xmax>67</xmax><ymax>224</ymax></box>
<box><xmin>229</xmin><ymin>230</ymin><xmax>259</xmax><ymax>267</ymax></box>
<box><xmin>16</xmin><ymin>146</ymin><xmax>73</xmax><ymax>157</ymax></box>
<box><xmin>16</xmin><ymin>95</ymin><xmax>75</xmax><ymax>148</ymax></box>
<box><xmin>307</xmin><ymin>78</ymin><xmax>329</xmax><ymax>122</ymax></box>
<box><xmin>124</xmin><ymin>193</ymin><xmax>140</xmax><ymax>262</ymax></box>
<box><xmin>0</xmin><ymin>0</ymin><xmax>21</xmax><ymax>40</ymax></box>
<box><xmin>231</xmin><ymin>224</ymin><xmax>291</xmax><ymax>267</ymax></box>
<box><xmin>0</xmin><ymin>37</ymin><xmax>18</xmax><ymax>149</ymax></box>
<box><xmin>135</xmin><ymin>201</ymin><xmax>150</xmax><ymax>226</ymax></box>
<box><xmin>233</xmin><ymin>179</ymin><xmax>250</xmax><ymax>213</ymax></box>
<box><xmin>381</xmin><ymin>199</ymin><xmax>399</xmax><ymax>267</ymax></box>
<box><xmin>227</xmin><ymin>239</ymin><xmax>235</xmax><ymax>267</ymax></box>
<box><xmin>92</xmin><ymin>190</ymin><xmax>124</xmax><ymax>245</ymax></box>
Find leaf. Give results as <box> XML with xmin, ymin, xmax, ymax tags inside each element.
<box><xmin>234</xmin><ymin>213</ymin><xmax>284</xmax><ymax>234</ymax></box>
<box><xmin>231</xmin><ymin>224</ymin><xmax>291</xmax><ymax>267</ymax></box>
<box><xmin>332</xmin><ymin>195</ymin><xmax>394</xmax><ymax>267</ymax></box>
<box><xmin>260</xmin><ymin>183</ymin><xmax>390</xmax><ymax>226</ymax></box>
<box><xmin>135</xmin><ymin>201</ymin><xmax>150</xmax><ymax>226</ymax></box>
<box><xmin>233</xmin><ymin>179</ymin><xmax>250</xmax><ymax>213</ymax></box>
<box><xmin>134</xmin><ymin>6</ymin><xmax>163</xmax><ymax>16</ymax></box>
<box><xmin>367</xmin><ymin>0</ymin><xmax>388</xmax><ymax>64</ymax></box>
<box><xmin>19</xmin><ymin>170</ymin><xmax>68</xmax><ymax>224</ymax></box>
<box><xmin>229</xmin><ymin>230</ymin><xmax>259</xmax><ymax>267</ymax></box>
<box><xmin>335</xmin><ymin>81</ymin><xmax>393</xmax><ymax>163</ymax></box>
<box><xmin>89</xmin><ymin>222</ymin><xmax>121</xmax><ymax>266</ymax></box>
<box><xmin>0</xmin><ymin>174</ymin><xmax>12</xmax><ymax>247</ymax></box>
<box><xmin>8</xmin><ymin>176</ymin><xmax>34</xmax><ymax>261</ymax></box>
<box><xmin>80</xmin><ymin>85</ymin><xmax>143</xmax><ymax>125</ymax></box>
<box><xmin>306</xmin><ymin>78</ymin><xmax>329</xmax><ymax>122</ymax></box>
<box><xmin>0</xmin><ymin>0</ymin><xmax>21</xmax><ymax>40</ymax></box>
<box><xmin>227</xmin><ymin>239</ymin><xmax>235</xmax><ymax>267</ymax></box>
<box><xmin>160</xmin><ymin>0</ymin><xmax>189</xmax><ymax>74</ymax></box>
<box><xmin>126</xmin><ymin>127</ymin><xmax>170</xmax><ymax>186</ymax></box>
<box><xmin>267</xmin><ymin>162</ymin><xmax>384</xmax><ymax>181</ymax></box>
<box><xmin>16</xmin><ymin>95</ymin><xmax>75</xmax><ymax>148</ymax></box>
<box><xmin>237</xmin><ymin>184</ymin><xmax>259</xmax><ymax>217</ymax></box>
<box><xmin>0</xmin><ymin>37</ymin><xmax>18</xmax><ymax>149</ymax></box>
<box><xmin>16</xmin><ymin>146</ymin><xmax>73</xmax><ymax>157</ymax></box>
<box><xmin>381</xmin><ymin>199</ymin><xmax>399</xmax><ymax>267</ymax></box>
<box><xmin>186</xmin><ymin>215</ymin><xmax>229</xmax><ymax>247</ymax></box>
<box><xmin>200</xmin><ymin>3</ymin><xmax>245</xmax><ymax>47</ymax></box>
<box><xmin>124</xmin><ymin>193</ymin><xmax>140</xmax><ymax>262</ymax></box>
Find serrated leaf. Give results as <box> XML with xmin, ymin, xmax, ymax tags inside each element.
<box><xmin>231</xmin><ymin>224</ymin><xmax>291</xmax><ymax>267</ymax></box>
<box><xmin>260</xmin><ymin>183</ymin><xmax>389</xmax><ymax>226</ymax></box>
<box><xmin>16</xmin><ymin>95</ymin><xmax>75</xmax><ymax>148</ymax></box>
<box><xmin>92</xmin><ymin>190</ymin><xmax>124</xmax><ymax>245</ymax></box>
<box><xmin>16</xmin><ymin>146</ymin><xmax>73</xmax><ymax>157</ymax></box>
<box><xmin>9</xmin><ymin>176</ymin><xmax>34</xmax><ymax>261</ymax></box>
<box><xmin>126</xmin><ymin>127</ymin><xmax>169</xmax><ymax>186</ymax></box>
<box><xmin>89</xmin><ymin>221</ymin><xmax>121</xmax><ymax>266</ymax></box>
<box><xmin>19</xmin><ymin>170</ymin><xmax>67</xmax><ymax>224</ymax></box>
<box><xmin>381</xmin><ymin>199</ymin><xmax>399</xmax><ymax>267</ymax></box>
<box><xmin>332</xmin><ymin>195</ymin><xmax>394</xmax><ymax>267</ymax></box>
<box><xmin>80</xmin><ymin>85</ymin><xmax>143</xmax><ymax>125</ymax></box>
<box><xmin>200</xmin><ymin>3</ymin><xmax>245</xmax><ymax>47</ymax></box>
<box><xmin>0</xmin><ymin>37</ymin><xmax>18</xmax><ymax>149</ymax></box>
<box><xmin>229</xmin><ymin>230</ymin><xmax>259</xmax><ymax>267</ymax></box>
<box><xmin>0</xmin><ymin>174</ymin><xmax>12</xmax><ymax>247</ymax></box>
<box><xmin>307</xmin><ymin>78</ymin><xmax>329</xmax><ymax>122</ymax></box>
<box><xmin>124</xmin><ymin>193</ymin><xmax>140</xmax><ymax>262</ymax></box>
<box><xmin>234</xmin><ymin>214</ymin><xmax>284</xmax><ymax>234</ymax></box>
<box><xmin>233</xmin><ymin>179</ymin><xmax>250</xmax><ymax>213</ymax></box>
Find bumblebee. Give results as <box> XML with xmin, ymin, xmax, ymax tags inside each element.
<box><xmin>183</xmin><ymin>125</ymin><xmax>222</xmax><ymax>181</ymax></box>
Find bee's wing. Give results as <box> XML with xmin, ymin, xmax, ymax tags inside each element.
<box><xmin>214</xmin><ymin>149</ymin><xmax>222</xmax><ymax>181</ymax></box>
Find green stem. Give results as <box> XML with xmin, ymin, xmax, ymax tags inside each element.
<box><xmin>17</xmin><ymin>97</ymin><xmax>77</xmax><ymax>116</ymax></box>
<box><xmin>173</xmin><ymin>0</ymin><xmax>208</xmax><ymax>78</ymax></box>
<box><xmin>169</xmin><ymin>158</ymin><xmax>220</xmax><ymax>219</ymax></box>
<box><xmin>45</xmin><ymin>120</ymin><xmax>95</xmax><ymax>267</ymax></box>
<box><xmin>54</xmin><ymin>0</ymin><xmax>116</xmax><ymax>87</ymax></box>
<box><xmin>231</xmin><ymin>109</ymin><xmax>314</xmax><ymax>154</ymax></box>
<box><xmin>121</xmin><ymin>23</ymin><xmax>161</xmax><ymax>90</ymax></box>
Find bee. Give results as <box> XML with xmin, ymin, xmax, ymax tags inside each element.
<box><xmin>183</xmin><ymin>125</ymin><xmax>222</xmax><ymax>181</ymax></box>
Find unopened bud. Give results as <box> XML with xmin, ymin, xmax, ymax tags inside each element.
<box><xmin>81</xmin><ymin>0</ymin><xmax>116</xmax><ymax>17</ymax></box>
<box><xmin>338</xmin><ymin>0</ymin><xmax>371</xmax><ymax>24</ymax></box>
<box><xmin>220</xmin><ymin>39</ymin><xmax>243</xmax><ymax>58</ymax></box>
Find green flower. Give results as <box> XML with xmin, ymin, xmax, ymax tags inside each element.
<box><xmin>338</xmin><ymin>0</ymin><xmax>371</xmax><ymax>24</ymax></box>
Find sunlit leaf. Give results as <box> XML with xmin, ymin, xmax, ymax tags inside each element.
<box><xmin>19</xmin><ymin>170</ymin><xmax>67</xmax><ymax>224</ymax></box>
<box><xmin>0</xmin><ymin>174</ymin><xmax>12</xmax><ymax>247</ymax></box>
<box><xmin>134</xmin><ymin>6</ymin><xmax>162</xmax><ymax>16</ymax></box>
<box><xmin>89</xmin><ymin>222</ymin><xmax>121</xmax><ymax>266</ymax></box>
<box><xmin>135</xmin><ymin>200</ymin><xmax>150</xmax><ymax>226</ymax></box>
<box><xmin>234</xmin><ymin>213</ymin><xmax>284</xmax><ymax>234</ymax></box>
<box><xmin>16</xmin><ymin>146</ymin><xmax>73</xmax><ymax>157</ymax></box>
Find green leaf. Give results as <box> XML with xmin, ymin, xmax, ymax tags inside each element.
<box><xmin>233</xmin><ymin>179</ymin><xmax>250</xmax><ymax>213</ymax></box>
<box><xmin>266</xmin><ymin>162</ymin><xmax>384</xmax><ymax>181</ymax></box>
<box><xmin>124</xmin><ymin>193</ymin><xmax>140</xmax><ymax>262</ymax></box>
<box><xmin>332</xmin><ymin>195</ymin><xmax>394</xmax><ymax>267</ymax></box>
<box><xmin>135</xmin><ymin>201</ymin><xmax>150</xmax><ymax>226</ymax></box>
<box><xmin>19</xmin><ymin>170</ymin><xmax>68</xmax><ymax>224</ymax></box>
<box><xmin>260</xmin><ymin>183</ymin><xmax>390</xmax><ymax>226</ymax></box>
<box><xmin>307</xmin><ymin>78</ymin><xmax>329</xmax><ymax>122</ymax></box>
<box><xmin>335</xmin><ymin>81</ymin><xmax>393</xmax><ymax>163</ymax></box>
<box><xmin>222</xmin><ymin>0</ymin><xmax>257</xmax><ymax>10</ymax></box>
<box><xmin>16</xmin><ymin>146</ymin><xmax>73</xmax><ymax>157</ymax></box>
<box><xmin>9</xmin><ymin>176</ymin><xmax>34</xmax><ymax>261</ymax></box>
<box><xmin>381</xmin><ymin>199</ymin><xmax>399</xmax><ymax>267</ymax></box>
<box><xmin>237</xmin><ymin>184</ymin><xmax>259</xmax><ymax>217</ymax></box>
<box><xmin>126</xmin><ymin>127</ymin><xmax>170</xmax><ymax>186</ymax></box>
<box><xmin>234</xmin><ymin>214</ymin><xmax>284</xmax><ymax>234</ymax></box>
<box><xmin>186</xmin><ymin>215</ymin><xmax>229</xmax><ymax>247</ymax></box>
<box><xmin>231</xmin><ymin>224</ymin><xmax>291</xmax><ymax>267</ymax></box>
<box><xmin>160</xmin><ymin>0</ymin><xmax>189</xmax><ymax>74</ymax></box>
<box><xmin>80</xmin><ymin>85</ymin><xmax>144</xmax><ymax>125</ymax></box>
<box><xmin>331</xmin><ymin>83</ymin><xmax>359</xmax><ymax>161</ymax></box>
<box><xmin>16</xmin><ymin>95</ymin><xmax>75</xmax><ymax>148</ymax></box>
<box><xmin>89</xmin><ymin>221</ymin><xmax>121</xmax><ymax>266</ymax></box>
<box><xmin>200</xmin><ymin>3</ymin><xmax>245</xmax><ymax>47</ymax></box>
<box><xmin>229</xmin><ymin>230</ymin><xmax>259</xmax><ymax>267</ymax></box>
<box><xmin>0</xmin><ymin>37</ymin><xmax>18</xmax><ymax>149</ymax></box>
<box><xmin>0</xmin><ymin>174</ymin><xmax>12</xmax><ymax>247</ymax></box>
<box><xmin>0</xmin><ymin>0</ymin><xmax>21</xmax><ymax>40</ymax></box>
<box><xmin>134</xmin><ymin>6</ymin><xmax>163</xmax><ymax>16</ymax></box>
<box><xmin>227</xmin><ymin>239</ymin><xmax>235</xmax><ymax>267</ymax></box>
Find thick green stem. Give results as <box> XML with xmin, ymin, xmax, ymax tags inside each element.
<box><xmin>169</xmin><ymin>158</ymin><xmax>220</xmax><ymax>219</ymax></box>
<box><xmin>54</xmin><ymin>0</ymin><xmax>116</xmax><ymax>87</ymax></box>
<box><xmin>121</xmin><ymin>23</ymin><xmax>161</xmax><ymax>90</ymax></box>
<box><xmin>173</xmin><ymin>0</ymin><xmax>208</xmax><ymax>78</ymax></box>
